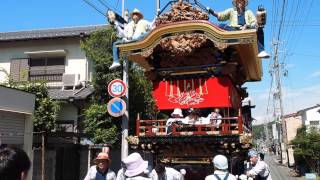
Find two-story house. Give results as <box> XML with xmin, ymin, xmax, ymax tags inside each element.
<box><xmin>0</xmin><ymin>25</ymin><xmax>106</xmax><ymax>180</ymax></box>
<box><xmin>297</xmin><ymin>104</ymin><xmax>320</xmax><ymax>131</ymax></box>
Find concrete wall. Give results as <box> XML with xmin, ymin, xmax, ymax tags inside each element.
<box><xmin>283</xmin><ymin>115</ymin><xmax>302</xmax><ymax>144</ymax></box>
<box><xmin>0</xmin><ymin>86</ymin><xmax>35</xmax><ymax>114</ymax></box>
<box><xmin>0</xmin><ymin>38</ymin><xmax>93</xmax><ymax>83</ymax></box>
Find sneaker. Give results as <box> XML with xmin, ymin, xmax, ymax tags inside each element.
<box><xmin>109</xmin><ymin>62</ymin><xmax>121</xmax><ymax>70</ymax></box>
<box><xmin>258</xmin><ymin>51</ymin><xmax>270</xmax><ymax>59</ymax></box>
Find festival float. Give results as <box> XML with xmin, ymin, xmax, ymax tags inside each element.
<box><xmin>116</xmin><ymin>0</ymin><xmax>264</xmax><ymax>178</ymax></box>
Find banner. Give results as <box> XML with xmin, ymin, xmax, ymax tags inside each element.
<box><xmin>153</xmin><ymin>77</ymin><xmax>239</xmax><ymax>110</ymax></box>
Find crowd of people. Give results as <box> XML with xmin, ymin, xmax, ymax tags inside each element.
<box><xmin>166</xmin><ymin>108</ymin><xmax>223</xmax><ymax>134</ymax></box>
<box><xmin>0</xmin><ymin>145</ymin><xmax>272</xmax><ymax>180</ymax></box>
<box><xmin>82</xmin><ymin>149</ymin><xmax>272</xmax><ymax>180</ymax></box>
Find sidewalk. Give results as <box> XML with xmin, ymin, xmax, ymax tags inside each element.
<box><xmin>265</xmin><ymin>154</ymin><xmax>302</xmax><ymax>180</ymax></box>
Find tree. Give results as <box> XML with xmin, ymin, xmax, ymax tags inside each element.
<box><xmin>291</xmin><ymin>126</ymin><xmax>320</xmax><ymax>175</ymax></box>
<box><xmin>80</xmin><ymin>28</ymin><xmax>156</xmax><ymax>145</ymax></box>
<box><xmin>2</xmin><ymin>81</ymin><xmax>60</xmax><ymax>132</ymax></box>
<box><xmin>252</xmin><ymin>122</ymin><xmax>272</xmax><ymax>140</ymax></box>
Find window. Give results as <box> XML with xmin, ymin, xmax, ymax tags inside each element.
<box><xmin>29</xmin><ymin>57</ymin><xmax>65</xmax><ymax>82</ymax></box>
<box><xmin>310</xmin><ymin>121</ymin><xmax>319</xmax><ymax>125</ymax></box>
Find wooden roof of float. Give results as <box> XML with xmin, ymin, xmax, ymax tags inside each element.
<box><xmin>118</xmin><ymin>20</ymin><xmax>262</xmax><ymax>82</ymax></box>
<box><xmin>117</xmin><ymin>0</ymin><xmax>262</xmax><ymax>83</ymax></box>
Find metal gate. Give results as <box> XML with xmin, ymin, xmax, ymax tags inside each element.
<box><xmin>0</xmin><ymin>110</ymin><xmax>25</xmax><ymax>145</ymax></box>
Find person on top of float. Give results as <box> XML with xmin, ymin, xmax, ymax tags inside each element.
<box><xmin>107</xmin><ymin>9</ymin><xmax>155</xmax><ymax>70</ymax></box>
<box><xmin>166</xmin><ymin>108</ymin><xmax>184</xmax><ymax>134</ymax></box>
<box><xmin>211</xmin><ymin>0</ymin><xmax>270</xmax><ymax>59</ymax></box>
<box><xmin>207</xmin><ymin>108</ymin><xmax>223</xmax><ymax>128</ymax></box>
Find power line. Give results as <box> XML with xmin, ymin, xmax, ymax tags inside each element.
<box><xmin>283</xmin><ymin>0</ymin><xmax>315</xmax><ymax>68</ymax></box>
<box><xmin>116</xmin><ymin>0</ymin><xmax>120</xmax><ymax>11</ymax></box>
<box><xmin>276</xmin><ymin>0</ymin><xmax>287</xmax><ymax>41</ymax></box>
<box><xmin>97</xmin><ymin>0</ymin><xmax>118</xmax><ymax>13</ymax></box>
<box><xmin>292</xmin><ymin>53</ymin><xmax>320</xmax><ymax>58</ymax></box>
<box><xmin>285</xmin><ymin>0</ymin><xmax>314</xmax><ymax>55</ymax></box>
<box><xmin>82</xmin><ymin>0</ymin><xmax>107</xmax><ymax>17</ymax></box>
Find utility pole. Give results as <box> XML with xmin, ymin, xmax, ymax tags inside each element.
<box><xmin>264</xmin><ymin>122</ymin><xmax>270</xmax><ymax>147</ymax></box>
<box><xmin>41</xmin><ymin>132</ymin><xmax>45</xmax><ymax>180</ymax></box>
<box><xmin>121</xmin><ymin>0</ymin><xmax>129</xmax><ymax>160</ymax></box>
<box><xmin>271</xmin><ymin>39</ymin><xmax>285</xmax><ymax>160</ymax></box>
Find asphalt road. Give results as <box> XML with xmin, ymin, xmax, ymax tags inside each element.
<box><xmin>264</xmin><ymin>155</ymin><xmax>302</xmax><ymax>180</ymax></box>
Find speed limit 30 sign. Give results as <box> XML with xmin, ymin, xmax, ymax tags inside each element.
<box><xmin>108</xmin><ymin>79</ymin><xmax>126</xmax><ymax>97</ymax></box>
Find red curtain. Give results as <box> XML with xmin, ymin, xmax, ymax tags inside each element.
<box><xmin>153</xmin><ymin>77</ymin><xmax>239</xmax><ymax>110</ymax></box>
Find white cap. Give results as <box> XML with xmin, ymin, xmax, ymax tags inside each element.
<box><xmin>122</xmin><ymin>152</ymin><xmax>148</xmax><ymax>177</ymax></box>
<box><xmin>171</xmin><ymin>108</ymin><xmax>183</xmax><ymax>118</ymax></box>
<box><xmin>180</xmin><ymin>169</ymin><xmax>186</xmax><ymax>175</ymax></box>
<box><xmin>213</xmin><ymin>155</ymin><xmax>228</xmax><ymax>170</ymax></box>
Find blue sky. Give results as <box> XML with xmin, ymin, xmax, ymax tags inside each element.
<box><xmin>1</xmin><ymin>0</ymin><xmax>319</xmax><ymax>124</ymax></box>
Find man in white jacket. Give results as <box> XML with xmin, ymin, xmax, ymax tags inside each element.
<box><xmin>84</xmin><ymin>152</ymin><xmax>116</xmax><ymax>180</ymax></box>
<box><xmin>109</xmin><ymin>8</ymin><xmax>154</xmax><ymax>70</ymax></box>
<box><xmin>246</xmin><ymin>150</ymin><xmax>272</xmax><ymax>180</ymax></box>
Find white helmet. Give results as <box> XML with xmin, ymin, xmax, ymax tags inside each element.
<box><xmin>213</xmin><ymin>155</ymin><xmax>228</xmax><ymax>170</ymax></box>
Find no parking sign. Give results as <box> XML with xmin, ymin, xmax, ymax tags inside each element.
<box><xmin>108</xmin><ymin>79</ymin><xmax>126</xmax><ymax>97</ymax></box>
<box><xmin>107</xmin><ymin>98</ymin><xmax>126</xmax><ymax>117</ymax></box>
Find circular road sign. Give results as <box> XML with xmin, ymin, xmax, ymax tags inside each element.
<box><xmin>107</xmin><ymin>98</ymin><xmax>126</xmax><ymax>117</ymax></box>
<box><xmin>108</xmin><ymin>79</ymin><xmax>126</xmax><ymax>97</ymax></box>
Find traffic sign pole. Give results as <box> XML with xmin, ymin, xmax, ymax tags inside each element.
<box><xmin>121</xmin><ymin>57</ymin><xmax>129</xmax><ymax>160</ymax></box>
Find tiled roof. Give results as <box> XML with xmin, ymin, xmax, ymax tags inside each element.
<box><xmin>0</xmin><ymin>25</ymin><xmax>108</xmax><ymax>42</ymax></box>
<box><xmin>297</xmin><ymin>104</ymin><xmax>320</xmax><ymax>113</ymax></box>
<box><xmin>48</xmin><ymin>86</ymin><xmax>94</xmax><ymax>100</ymax></box>
<box><xmin>281</xmin><ymin>113</ymin><xmax>298</xmax><ymax>119</ymax></box>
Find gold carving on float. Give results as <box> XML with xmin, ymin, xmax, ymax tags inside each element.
<box><xmin>240</xmin><ymin>133</ymin><xmax>253</xmax><ymax>146</ymax></box>
<box><xmin>126</xmin><ymin>135</ymin><xmax>139</xmax><ymax>145</ymax></box>
<box><xmin>159</xmin><ymin>33</ymin><xmax>207</xmax><ymax>56</ymax></box>
<box><xmin>155</xmin><ymin>0</ymin><xmax>209</xmax><ymax>26</ymax></box>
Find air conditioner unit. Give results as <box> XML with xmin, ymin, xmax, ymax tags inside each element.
<box><xmin>62</xmin><ymin>74</ymin><xmax>81</xmax><ymax>90</ymax></box>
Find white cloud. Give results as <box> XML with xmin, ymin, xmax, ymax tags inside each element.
<box><xmin>250</xmin><ymin>84</ymin><xmax>320</xmax><ymax>125</ymax></box>
<box><xmin>309</xmin><ymin>70</ymin><xmax>320</xmax><ymax>78</ymax></box>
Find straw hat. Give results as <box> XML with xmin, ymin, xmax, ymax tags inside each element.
<box><xmin>171</xmin><ymin>108</ymin><xmax>183</xmax><ymax>118</ymax></box>
<box><xmin>232</xmin><ymin>0</ymin><xmax>248</xmax><ymax>7</ymax></box>
<box><xmin>96</xmin><ymin>152</ymin><xmax>110</xmax><ymax>160</ymax></box>
<box><xmin>122</xmin><ymin>152</ymin><xmax>148</xmax><ymax>177</ymax></box>
<box><xmin>130</xmin><ymin>8</ymin><xmax>144</xmax><ymax>19</ymax></box>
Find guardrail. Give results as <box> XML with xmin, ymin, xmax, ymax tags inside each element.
<box><xmin>136</xmin><ymin>117</ymin><xmax>246</xmax><ymax>137</ymax></box>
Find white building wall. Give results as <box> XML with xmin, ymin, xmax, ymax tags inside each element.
<box><xmin>305</xmin><ymin>107</ymin><xmax>320</xmax><ymax>129</ymax></box>
<box><xmin>301</xmin><ymin>112</ymin><xmax>308</xmax><ymax>126</ymax></box>
<box><xmin>0</xmin><ymin>62</ymin><xmax>10</xmax><ymax>82</ymax></box>
<box><xmin>65</xmin><ymin>58</ymin><xmax>87</xmax><ymax>81</ymax></box>
<box><xmin>272</xmin><ymin>123</ymin><xmax>278</xmax><ymax>140</ymax></box>
<box><xmin>306</xmin><ymin>107</ymin><xmax>320</xmax><ymax>121</ymax></box>
<box><xmin>0</xmin><ymin>38</ymin><xmax>91</xmax><ymax>83</ymax></box>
